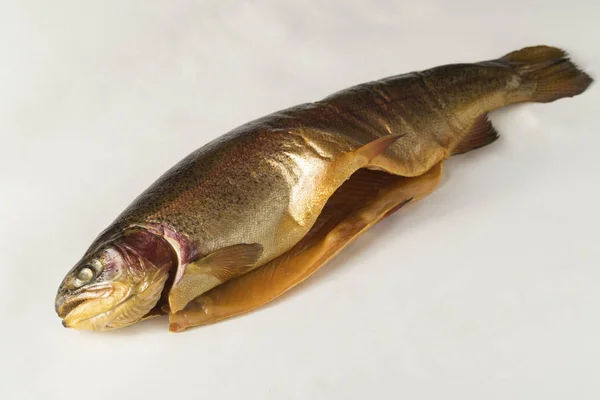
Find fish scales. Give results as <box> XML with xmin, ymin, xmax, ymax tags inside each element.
<box><xmin>55</xmin><ymin>45</ymin><xmax>593</xmax><ymax>331</ymax></box>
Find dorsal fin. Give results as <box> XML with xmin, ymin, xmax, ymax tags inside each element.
<box><xmin>451</xmin><ymin>114</ymin><xmax>499</xmax><ymax>156</ymax></box>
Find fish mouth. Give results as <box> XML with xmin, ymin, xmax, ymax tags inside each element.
<box><xmin>57</xmin><ymin>285</ymin><xmax>125</xmax><ymax>329</ymax></box>
<box><xmin>57</xmin><ymin>297</ymin><xmax>86</xmax><ymax>320</ymax></box>
<box><xmin>56</xmin><ymin>286</ymin><xmax>113</xmax><ymax>319</ymax></box>
<box><xmin>61</xmin><ymin>294</ymin><xmax>133</xmax><ymax>331</ymax></box>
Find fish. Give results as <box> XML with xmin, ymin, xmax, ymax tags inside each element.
<box><xmin>55</xmin><ymin>45</ymin><xmax>592</xmax><ymax>332</ymax></box>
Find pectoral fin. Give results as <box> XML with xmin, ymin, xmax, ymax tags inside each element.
<box><xmin>168</xmin><ymin>243</ymin><xmax>263</xmax><ymax>313</ymax></box>
<box><xmin>168</xmin><ymin>163</ymin><xmax>443</xmax><ymax>332</ymax></box>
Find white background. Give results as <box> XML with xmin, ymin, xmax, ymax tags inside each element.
<box><xmin>1</xmin><ymin>1</ymin><xmax>599</xmax><ymax>399</ymax></box>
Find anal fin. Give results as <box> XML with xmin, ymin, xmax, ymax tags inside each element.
<box><xmin>451</xmin><ymin>113</ymin><xmax>499</xmax><ymax>156</ymax></box>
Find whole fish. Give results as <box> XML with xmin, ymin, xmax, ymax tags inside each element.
<box><xmin>55</xmin><ymin>45</ymin><xmax>592</xmax><ymax>332</ymax></box>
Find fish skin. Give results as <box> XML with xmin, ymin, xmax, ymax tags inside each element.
<box><xmin>89</xmin><ymin>66</ymin><xmax>487</xmax><ymax>262</ymax></box>
<box><xmin>58</xmin><ymin>45</ymin><xmax>593</xmax><ymax>330</ymax></box>
<box><xmin>91</xmin><ymin>46</ymin><xmax>590</xmax><ymax>267</ymax></box>
<box><xmin>168</xmin><ymin>163</ymin><xmax>445</xmax><ymax>331</ymax></box>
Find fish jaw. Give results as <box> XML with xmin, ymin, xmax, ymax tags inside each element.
<box><xmin>55</xmin><ymin>284</ymin><xmax>113</xmax><ymax>319</ymax></box>
<box><xmin>59</xmin><ymin>283</ymin><xmax>131</xmax><ymax>331</ymax></box>
<box><xmin>59</xmin><ymin>267</ymin><xmax>171</xmax><ymax>331</ymax></box>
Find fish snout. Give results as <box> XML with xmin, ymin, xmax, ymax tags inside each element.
<box><xmin>56</xmin><ymin>294</ymin><xmax>79</xmax><ymax>328</ymax></box>
<box><xmin>55</xmin><ymin>292</ymin><xmax>86</xmax><ymax>320</ymax></box>
<box><xmin>55</xmin><ymin>285</ymin><xmax>113</xmax><ymax>325</ymax></box>
<box><xmin>56</xmin><ymin>292</ymin><xmax>100</xmax><ymax>329</ymax></box>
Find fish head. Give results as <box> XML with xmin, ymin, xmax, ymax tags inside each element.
<box><xmin>55</xmin><ymin>228</ymin><xmax>176</xmax><ymax>331</ymax></box>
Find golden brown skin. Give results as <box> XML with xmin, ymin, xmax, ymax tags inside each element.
<box><xmin>55</xmin><ymin>45</ymin><xmax>592</xmax><ymax>331</ymax></box>
<box><xmin>169</xmin><ymin>163</ymin><xmax>444</xmax><ymax>331</ymax></box>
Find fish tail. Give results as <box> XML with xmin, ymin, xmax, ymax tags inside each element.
<box><xmin>500</xmin><ymin>45</ymin><xmax>593</xmax><ymax>103</ymax></box>
<box><xmin>450</xmin><ymin>46</ymin><xmax>592</xmax><ymax>157</ymax></box>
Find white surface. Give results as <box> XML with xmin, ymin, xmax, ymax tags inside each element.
<box><xmin>1</xmin><ymin>1</ymin><xmax>599</xmax><ymax>399</ymax></box>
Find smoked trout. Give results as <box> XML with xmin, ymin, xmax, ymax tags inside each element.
<box><xmin>55</xmin><ymin>45</ymin><xmax>592</xmax><ymax>332</ymax></box>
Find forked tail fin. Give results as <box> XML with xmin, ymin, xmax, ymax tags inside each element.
<box><xmin>451</xmin><ymin>46</ymin><xmax>592</xmax><ymax>157</ymax></box>
<box><xmin>501</xmin><ymin>45</ymin><xmax>593</xmax><ymax>103</ymax></box>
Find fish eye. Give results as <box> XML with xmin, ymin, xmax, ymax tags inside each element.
<box><xmin>76</xmin><ymin>266</ymin><xmax>94</xmax><ymax>282</ymax></box>
<box><xmin>71</xmin><ymin>260</ymin><xmax>102</xmax><ymax>288</ymax></box>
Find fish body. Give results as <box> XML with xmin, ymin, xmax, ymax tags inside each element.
<box><xmin>55</xmin><ymin>45</ymin><xmax>592</xmax><ymax>331</ymax></box>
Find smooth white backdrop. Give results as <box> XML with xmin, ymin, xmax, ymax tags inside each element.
<box><xmin>1</xmin><ymin>1</ymin><xmax>599</xmax><ymax>399</ymax></box>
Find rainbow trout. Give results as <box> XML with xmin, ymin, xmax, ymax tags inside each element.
<box><xmin>55</xmin><ymin>45</ymin><xmax>592</xmax><ymax>332</ymax></box>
